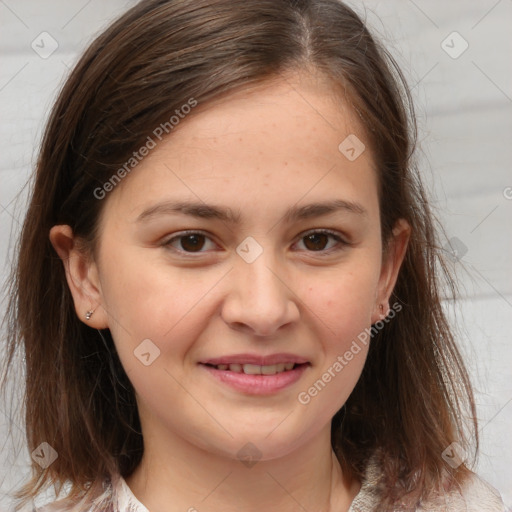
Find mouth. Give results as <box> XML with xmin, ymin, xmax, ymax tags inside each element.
<box><xmin>198</xmin><ymin>354</ymin><xmax>311</xmax><ymax>394</ymax></box>
<box><xmin>202</xmin><ymin>362</ymin><xmax>306</xmax><ymax>375</ymax></box>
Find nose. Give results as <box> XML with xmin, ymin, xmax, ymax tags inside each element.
<box><xmin>221</xmin><ymin>250</ymin><xmax>300</xmax><ymax>337</ymax></box>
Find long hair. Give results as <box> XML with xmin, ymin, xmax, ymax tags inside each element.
<box><xmin>2</xmin><ymin>0</ymin><xmax>477</xmax><ymax>508</ymax></box>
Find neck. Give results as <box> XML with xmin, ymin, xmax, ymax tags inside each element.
<box><xmin>125</xmin><ymin>424</ymin><xmax>360</xmax><ymax>512</ymax></box>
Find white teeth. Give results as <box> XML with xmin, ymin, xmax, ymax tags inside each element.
<box><xmin>214</xmin><ymin>363</ymin><xmax>297</xmax><ymax>374</ymax></box>
<box><xmin>261</xmin><ymin>365</ymin><xmax>276</xmax><ymax>375</ymax></box>
<box><xmin>243</xmin><ymin>364</ymin><xmax>261</xmax><ymax>375</ymax></box>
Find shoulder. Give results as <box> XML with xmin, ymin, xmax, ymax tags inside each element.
<box><xmin>34</xmin><ymin>480</ymin><xmax>115</xmax><ymax>512</ymax></box>
<box><xmin>32</xmin><ymin>475</ymin><xmax>146</xmax><ymax>512</ymax></box>
<box><xmin>423</xmin><ymin>471</ymin><xmax>505</xmax><ymax>512</ymax></box>
<box><xmin>350</xmin><ymin>457</ymin><xmax>505</xmax><ymax>512</ymax></box>
<box><xmin>34</xmin><ymin>470</ymin><xmax>506</xmax><ymax>512</ymax></box>
<box><xmin>113</xmin><ymin>476</ymin><xmax>149</xmax><ymax>512</ymax></box>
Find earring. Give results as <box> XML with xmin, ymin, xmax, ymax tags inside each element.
<box><xmin>85</xmin><ymin>310</ymin><xmax>94</xmax><ymax>320</ymax></box>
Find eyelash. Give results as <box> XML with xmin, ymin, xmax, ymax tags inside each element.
<box><xmin>161</xmin><ymin>229</ymin><xmax>349</xmax><ymax>257</ymax></box>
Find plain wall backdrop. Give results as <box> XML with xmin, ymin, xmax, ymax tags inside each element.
<box><xmin>1</xmin><ymin>0</ymin><xmax>511</xmax><ymax>510</ymax></box>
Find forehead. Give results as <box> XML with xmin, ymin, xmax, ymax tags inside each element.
<box><xmin>100</xmin><ymin>72</ymin><xmax>377</xmax><ymax>223</ymax></box>
<box><xmin>170</xmin><ymin>70</ymin><xmax>365</xmax><ymax>158</ymax></box>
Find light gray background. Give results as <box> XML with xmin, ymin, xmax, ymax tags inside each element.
<box><xmin>1</xmin><ymin>1</ymin><xmax>511</xmax><ymax>510</ymax></box>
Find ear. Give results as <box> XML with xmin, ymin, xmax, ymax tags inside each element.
<box><xmin>371</xmin><ymin>218</ymin><xmax>411</xmax><ymax>323</ymax></box>
<box><xmin>49</xmin><ymin>225</ymin><xmax>109</xmax><ymax>329</ymax></box>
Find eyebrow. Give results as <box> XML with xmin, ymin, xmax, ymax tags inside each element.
<box><xmin>136</xmin><ymin>198</ymin><xmax>367</xmax><ymax>224</ymax></box>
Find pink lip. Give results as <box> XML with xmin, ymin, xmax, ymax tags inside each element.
<box><xmin>199</xmin><ymin>362</ymin><xmax>310</xmax><ymax>395</ymax></box>
<box><xmin>200</xmin><ymin>353</ymin><xmax>310</xmax><ymax>366</ymax></box>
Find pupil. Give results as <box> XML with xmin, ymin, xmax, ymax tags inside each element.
<box><xmin>304</xmin><ymin>233</ymin><xmax>327</xmax><ymax>251</ymax></box>
<box><xmin>181</xmin><ymin>234</ymin><xmax>205</xmax><ymax>252</ymax></box>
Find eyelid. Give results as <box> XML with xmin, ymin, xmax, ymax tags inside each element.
<box><xmin>293</xmin><ymin>228</ymin><xmax>349</xmax><ymax>253</ymax></box>
<box><xmin>162</xmin><ymin>228</ymin><xmax>350</xmax><ymax>257</ymax></box>
<box><xmin>297</xmin><ymin>227</ymin><xmax>348</xmax><ymax>242</ymax></box>
<box><xmin>162</xmin><ymin>230</ymin><xmax>219</xmax><ymax>257</ymax></box>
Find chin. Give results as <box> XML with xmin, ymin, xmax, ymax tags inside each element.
<box><xmin>193</xmin><ymin>422</ymin><xmax>319</xmax><ymax>465</ymax></box>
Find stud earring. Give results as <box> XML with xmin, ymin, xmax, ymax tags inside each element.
<box><xmin>379</xmin><ymin>303</ymin><xmax>388</xmax><ymax>317</ymax></box>
<box><xmin>85</xmin><ymin>310</ymin><xmax>94</xmax><ymax>320</ymax></box>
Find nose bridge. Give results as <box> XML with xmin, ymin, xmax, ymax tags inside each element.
<box><xmin>222</xmin><ymin>239</ymin><xmax>299</xmax><ymax>335</ymax></box>
<box><xmin>238</xmin><ymin>242</ymin><xmax>285</xmax><ymax>305</ymax></box>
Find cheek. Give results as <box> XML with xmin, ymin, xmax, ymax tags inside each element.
<box><xmin>302</xmin><ymin>260</ymin><xmax>380</xmax><ymax>338</ymax></box>
<box><xmin>97</xmin><ymin>244</ymin><xmax>216</xmax><ymax>360</ymax></box>
<box><xmin>296</xmin><ymin>258</ymin><xmax>378</xmax><ymax>390</ymax></box>
<box><xmin>294</xmin><ymin>272</ymin><xmax>376</xmax><ymax>424</ymax></box>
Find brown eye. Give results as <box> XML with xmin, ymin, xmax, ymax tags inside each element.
<box><xmin>295</xmin><ymin>230</ymin><xmax>347</xmax><ymax>254</ymax></box>
<box><xmin>164</xmin><ymin>231</ymin><xmax>216</xmax><ymax>254</ymax></box>
<box><xmin>179</xmin><ymin>234</ymin><xmax>206</xmax><ymax>252</ymax></box>
<box><xmin>303</xmin><ymin>232</ymin><xmax>330</xmax><ymax>251</ymax></box>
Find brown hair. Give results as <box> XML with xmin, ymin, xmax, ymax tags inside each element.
<box><xmin>2</xmin><ymin>0</ymin><xmax>477</xmax><ymax>508</ymax></box>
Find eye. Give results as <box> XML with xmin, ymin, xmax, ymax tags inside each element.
<box><xmin>294</xmin><ymin>229</ymin><xmax>347</xmax><ymax>253</ymax></box>
<box><xmin>162</xmin><ymin>229</ymin><xmax>348</xmax><ymax>256</ymax></box>
<box><xmin>163</xmin><ymin>231</ymin><xmax>217</xmax><ymax>254</ymax></box>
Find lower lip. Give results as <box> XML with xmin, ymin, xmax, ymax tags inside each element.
<box><xmin>200</xmin><ymin>363</ymin><xmax>309</xmax><ymax>395</ymax></box>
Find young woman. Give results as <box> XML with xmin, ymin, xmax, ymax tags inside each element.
<box><xmin>2</xmin><ymin>0</ymin><xmax>505</xmax><ymax>510</ymax></box>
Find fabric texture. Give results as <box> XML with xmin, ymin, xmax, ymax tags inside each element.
<box><xmin>36</xmin><ymin>462</ymin><xmax>505</xmax><ymax>512</ymax></box>
<box><xmin>347</xmin><ymin>458</ymin><xmax>505</xmax><ymax>511</ymax></box>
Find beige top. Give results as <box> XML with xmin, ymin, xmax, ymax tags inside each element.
<box><xmin>37</xmin><ymin>464</ymin><xmax>505</xmax><ymax>512</ymax></box>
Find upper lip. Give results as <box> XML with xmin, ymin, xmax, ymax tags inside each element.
<box><xmin>200</xmin><ymin>353</ymin><xmax>310</xmax><ymax>366</ymax></box>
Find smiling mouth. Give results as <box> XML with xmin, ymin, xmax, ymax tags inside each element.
<box><xmin>200</xmin><ymin>358</ymin><xmax>310</xmax><ymax>394</ymax></box>
<box><xmin>202</xmin><ymin>362</ymin><xmax>307</xmax><ymax>375</ymax></box>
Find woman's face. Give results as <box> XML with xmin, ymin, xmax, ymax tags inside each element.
<box><xmin>64</xmin><ymin>72</ymin><xmax>408</xmax><ymax>461</ymax></box>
